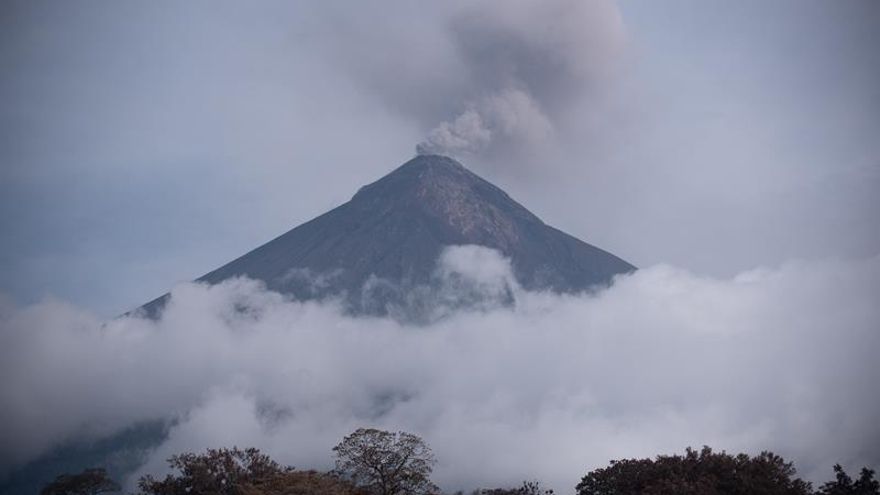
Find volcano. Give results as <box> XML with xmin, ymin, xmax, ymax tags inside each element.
<box><xmin>139</xmin><ymin>154</ymin><xmax>634</xmax><ymax>318</ymax></box>
<box><xmin>2</xmin><ymin>156</ymin><xmax>637</xmax><ymax>494</ymax></box>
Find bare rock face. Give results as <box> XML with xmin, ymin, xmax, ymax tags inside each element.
<box><xmin>140</xmin><ymin>155</ymin><xmax>634</xmax><ymax>319</ymax></box>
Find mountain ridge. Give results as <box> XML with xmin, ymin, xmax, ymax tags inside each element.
<box><xmin>139</xmin><ymin>155</ymin><xmax>634</xmax><ymax>319</ymax></box>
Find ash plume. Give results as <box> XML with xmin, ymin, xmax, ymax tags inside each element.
<box><xmin>416</xmin><ymin>0</ymin><xmax>625</xmax><ymax>158</ymax></box>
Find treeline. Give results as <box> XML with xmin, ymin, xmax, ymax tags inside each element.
<box><xmin>40</xmin><ymin>428</ymin><xmax>878</xmax><ymax>495</ymax></box>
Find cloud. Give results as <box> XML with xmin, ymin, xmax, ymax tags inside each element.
<box><xmin>416</xmin><ymin>89</ymin><xmax>553</xmax><ymax>157</ymax></box>
<box><xmin>1</xmin><ymin>248</ymin><xmax>879</xmax><ymax>492</ymax></box>
<box><xmin>321</xmin><ymin>0</ymin><xmax>625</xmax><ymax>161</ymax></box>
<box><xmin>416</xmin><ymin>0</ymin><xmax>624</xmax><ymax>159</ymax></box>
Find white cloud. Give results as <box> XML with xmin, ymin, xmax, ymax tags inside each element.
<box><xmin>1</xmin><ymin>248</ymin><xmax>879</xmax><ymax>492</ymax></box>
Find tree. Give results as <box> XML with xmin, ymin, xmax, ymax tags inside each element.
<box><xmin>477</xmin><ymin>480</ymin><xmax>554</xmax><ymax>495</ymax></box>
<box><xmin>237</xmin><ymin>470</ymin><xmax>364</xmax><ymax>495</ymax></box>
<box><xmin>137</xmin><ymin>447</ymin><xmax>290</xmax><ymax>495</ymax></box>
<box><xmin>576</xmin><ymin>446</ymin><xmax>812</xmax><ymax>495</ymax></box>
<box><xmin>333</xmin><ymin>428</ymin><xmax>437</xmax><ymax>495</ymax></box>
<box><xmin>40</xmin><ymin>468</ymin><xmax>120</xmax><ymax>495</ymax></box>
<box><xmin>818</xmin><ymin>465</ymin><xmax>880</xmax><ymax>495</ymax></box>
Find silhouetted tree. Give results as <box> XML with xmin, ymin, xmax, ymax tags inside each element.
<box><xmin>817</xmin><ymin>465</ymin><xmax>880</xmax><ymax>495</ymax></box>
<box><xmin>576</xmin><ymin>446</ymin><xmax>812</xmax><ymax>495</ymax></box>
<box><xmin>40</xmin><ymin>468</ymin><xmax>120</xmax><ymax>495</ymax></box>
<box><xmin>477</xmin><ymin>480</ymin><xmax>553</xmax><ymax>495</ymax></box>
<box><xmin>137</xmin><ymin>447</ymin><xmax>290</xmax><ymax>495</ymax></box>
<box><xmin>333</xmin><ymin>428</ymin><xmax>437</xmax><ymax>495</ymax></box>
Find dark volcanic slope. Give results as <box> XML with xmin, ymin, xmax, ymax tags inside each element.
<box><xmin>141</xmin><ymin>155</ymin><xmax>634</xmax><ymax>317</ymax></box>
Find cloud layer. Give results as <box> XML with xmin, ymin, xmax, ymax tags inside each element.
<box><xmin>2</xmin><ymin>247</ymin><xmax>879</xmax><ymax>492</ymax></box>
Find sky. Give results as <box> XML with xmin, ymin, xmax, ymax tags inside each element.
<box><xmin>1</xmin><ymin>0</ymin><xmax>877</xmax><ymax>317</ymax></box>
<box><xmin>1</xmin><ymin>0</ymin><xmax>879</xmax><ymax>492</ymax></box>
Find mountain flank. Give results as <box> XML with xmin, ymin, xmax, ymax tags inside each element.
<box><xmin>140</xmin><ymin>155</ymin><xmax>634</xmax><ymax>318</ymax></box>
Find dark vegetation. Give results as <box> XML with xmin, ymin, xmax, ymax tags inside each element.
<box><xmin>136</xmin><ymin>447</ymin><xmax>292</xmax><ymax>495</ymax></box>
<box><xmin>332</xmin><ymin>428</ymin><xmax>437</xmax><ymax>495</ymax></box>
<box><xmin>39</xmin><ymin>467</ymin><xmax>120</xmax><ymax>495</ymax></box>
<box><xmin>575</xmin><ymin>447</ymin><xmax>878</xmax><ymax>495</ymax></box>
<box><xmin>474</xmin><ymin>480</ymin><xmax>554</xmax><ymax>495</ymax></box>
<box><xmin>40</xmin><ymin>430</ymin><xmax>877</xmax><ymax>495</ymax></box>
<box><xmin>816</xmin><ymin>465</ymin><xmax>880</xmax><ymax>495</ymax></box>
<box><xmin>576</xmin><ymin>447</ymin><xmax>812</xmax><ymax>495</ymax></box>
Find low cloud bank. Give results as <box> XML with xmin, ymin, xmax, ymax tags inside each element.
<box><xmin>2</xmin><ymin>247</ymin><xmax>879</xmax><ymax>491</ymax></box>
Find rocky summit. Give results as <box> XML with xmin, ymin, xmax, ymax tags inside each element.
<box><xmin>139</xmin><ymin>155</ymin><xmax>635</xmax><ymax>319</ymax></box>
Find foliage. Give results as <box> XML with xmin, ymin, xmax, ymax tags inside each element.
<box><xmin>49</xmin><ymin>439</ymin><xmax>878</xmax><ymax>495</ymax></box>
<box><xmin>817</xmin><ymin>465</ymin><xmax>880</xmax><ymax>495</ymax></box>
<box><xmin>476</xmin><ymin>480</ymin><xmax>554</xmax><ymax>495</ymax></box>
<box><xmin>333</xmin><ymin>428</ymin><xmax>438</xmax><ymax>495</ymax></box>
<box><xmin>237</xmin><ymin>470</ymin><xmax>365</xmax><ymax>495</ymax></box>
<box><xmin>576</xmin><ymin>446</ymin><xmax>813</xmax><ymax>495</ymax></box>
<box><xmin>137</xmin><ymin>447</ymin><xmax>290</xmax><ymax>495</ymax></box>
<box><xmin>40</xmin><ymin>467</ymin><xmax>120</xmax><ymax>495</ymax></box>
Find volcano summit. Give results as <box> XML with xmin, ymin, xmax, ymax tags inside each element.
<box><xmin>140</xmin><ymin>155</ymin><xmax>634</xmax><ymax>318</ymax></box>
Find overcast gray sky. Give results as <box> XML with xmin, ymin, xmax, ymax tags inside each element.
<box><xmin>1</xmin><ymin>0</ymin><xmax>878</xmax><ymax>317</ymax></box>
<box><xmin>2</xmin><ymin>3</ymin><xmax>880</xmax><ymax>490</ymax></box>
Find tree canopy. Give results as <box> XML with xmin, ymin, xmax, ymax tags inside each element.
<box><xmin>40</xmin><ymin>468</ymin><xmax>120</xmax><ymax>495</ymax></box>
<box><xmin>576</xmin><ymin>446</ymin><xmax>813</xmax><ymax>495</ymax></box>
<box><xmin>236</xmin><ymin>470</ymin><xmax>363</xmax><ymax>495</ymax></box>
<box><xmin>38</xmin><ymin>439</ymin><xmax>878</xmax><ymax>495</ymax></box>
<box><xmin>817</xmin><ymin>465</ymin><xmax>880</xmax><ymax>495</ymax></box>
<box><xmin>477</xmin><ymin>480</ymin><xmax>554</xmax><ymax>495</ymax></box>
<box><xmin>137</xmin><ymin>447</ymin><xmax>290</xmax><ymax>495</ymax></box>
<box><xmin>333</xmin><ymin>428</ymin><xmax>438</xmax><ymax>495</ymax></box>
